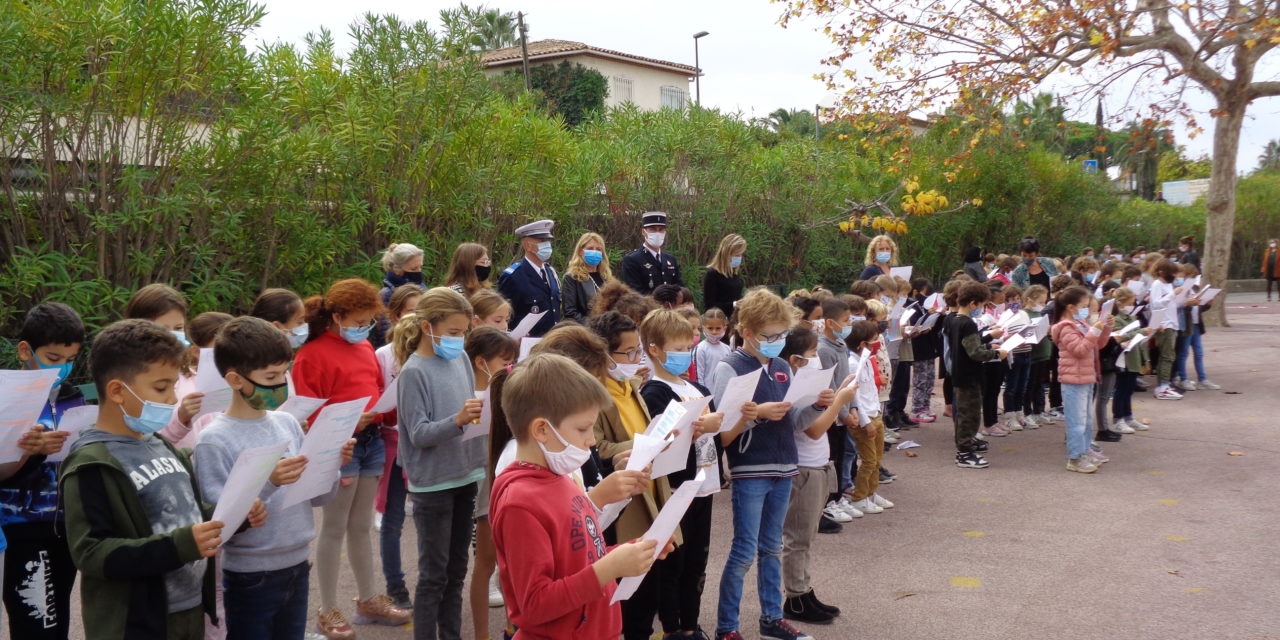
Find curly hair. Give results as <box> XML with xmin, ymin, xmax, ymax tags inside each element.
<box><xmin>302</xmin><ymin>278</ymin><xmax>384</xmax><ymax>343</ymax></box>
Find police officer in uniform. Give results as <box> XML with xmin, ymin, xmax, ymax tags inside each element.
<box><xmin>497</xmin><ymin>219</ymin><xmax>562</xmax><ymax>338</ymax></box>
<box><xmin>619</xmin><ymin>211</ymin><xmax>683</xmax><ymax>295</ymax></box>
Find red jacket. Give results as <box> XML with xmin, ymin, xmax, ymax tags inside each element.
<box><xmin>491</xmin><ymin>462</ymin><xmax>618</xmax><ymax>640</ymax></box>
<box><xmin>1262</xmin><ymin>247</ymin><xmax>1280</xmax><ymax>278</ymax></box>
<box><xmin>1051</xmin><ymin>319</ymin><xmax>1112</xmax><ymax>384</ymax></box>
<box><xmin>292</xmin><ymin>331</ymin><xmax>385</xmax><ymax>421</ymax></box>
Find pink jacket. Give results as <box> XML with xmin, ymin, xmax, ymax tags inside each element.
<box><xmin>1051</xmin><ymin>319</ymin><xmax>1112</xmax><ymax>384</ymax></box>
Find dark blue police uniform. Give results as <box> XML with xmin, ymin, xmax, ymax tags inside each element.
<box><xmin>497</xmin><ymin>258</ymin><xmax>561</xmax><ymax>337</ymax></box>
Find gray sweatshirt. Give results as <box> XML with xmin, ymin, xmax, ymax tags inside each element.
<box><xmin>193</xmin><ymin>411</ymin><xmax>339</xmax><ymax>573</ymax></box>
<box><xmin>396</xmin><ymin>352</ymin><xmax>486</xmax><ymax>490</ymax></box>
<box><xmin>817</xmin><ymin>334</ymin><xmax>852</xmax><ymax>423</ymax></box>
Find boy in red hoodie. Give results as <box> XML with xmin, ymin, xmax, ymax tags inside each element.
<box><xmin>490</xmin><ymin>353</ymin><xmax>670</xmax><ymax>640</ymax></box>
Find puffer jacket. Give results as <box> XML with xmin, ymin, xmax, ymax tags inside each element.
<box><xmin>1052</xmin><ymin>319</ymin><xmax>1112</xmax><ymax>384</ymax></box>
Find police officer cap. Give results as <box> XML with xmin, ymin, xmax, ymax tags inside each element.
<box><xmin>641</xmin><ymin>211</ymin><xmax>669</xmax><ymax>228</ymax></box>
<box><xmin>515</xmin><ymin>219</ymin><xmax>555</xmax><ymax>239</ymax></box>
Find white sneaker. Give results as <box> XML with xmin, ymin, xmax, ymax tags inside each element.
<box><xmin>975</xmin><ymin>431</ymin><xmax>988</xmax><ymax>441</ymax></box>
<box><xmin>1034</xmin><ymin>412</ymin><xmax>1057</xmax><ymax>425</ymax></box>
<box><xmin>1112</xmin><ymin>420</ymin><xmax>1135</xmax><ymax>434</ymax></box>
<box><xmin>374</xmin><ymin>512</ymin><xmax>382</xmax><ymax>532</ymax></box>
<box><xmin>871</xmin><ymin>493</ymin><xmax>894</xmax><ymax>509</ymax></box>
<box><xmin>1018</xmin><ymin>411</ymin><xmax>1040</xmax><ymax>429</ymax></box>
<box><xmin>1175</xmin><ymin>379</ymin><xmax>1197</xmax><ymax>391</ymax></box>
<box><xmin>1127</xmin><ymin>417</ymin><xmax>1149</xmax><ymax>431</ymax></box>
<box><xmin>1155</xmin><ymin>386</ymin><xmax>1183</xmax><ymax>400</ymax></box>
<box><xmin>824</xmin><ymin>500</ymin><xmax>853</xmax><ymax>523</ymax></box>
<box><xmin>852</xmin><ymin>498</ymin><xmax>883</xmax><ymax>514</ymax></box>
<box><xmin>837</xmin><ymin>496</ymin><xmax>864</xmax><ymax>518</ymax></box>
<box><xmin>1198</xmin><ymin>380</ymin><xmax>1221</xmax><ymax>390</ymax></box>
<box><xmin>1003</xmin><ymin>412</ymin><xmax>1023</xmax><ymax>432</ymax></box>
<box><xmin>488</xmin><ymin>573</ymin><xmax>504</xmax><ymax>608</ymax></box>
<box><xmin>882</xmin><ymin>430</ymin><xmax>901</xmax><ymax>444</ymax></box>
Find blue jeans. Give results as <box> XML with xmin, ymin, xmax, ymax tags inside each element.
<box><xmin>381</xmin><ymin>460</ymin><xmax>408</xmax><ymax>591</ymax></box>
<box><xmin>1062</xmin><ymin>383</ymin><xmax>1095</xmax><ymax>460</ymax></box>
<box><xmin>716</xmin><ymin>475</ymin><xmax>792</xmax><ymax>635</ymax></box>
<box><xmin>839</xmin><ymin>432</ymin><xmax>858</xmax><ymax>492</ymax></box>
<box><xmin>1003</xmin><ymin>353</ymin><xmax>1031</xmax><ymax>413</ymax></box>
<box><xmin>1175</xmin><ymin>325</ymin><xmax>1206</xmax><ymax>382</ymax></box>
<box><xmin>223</xmin><ymin>560</ymin><xmax>310</xmax><ymax>640</ymax></box>
<box><xmin>340</xmin><ymin>426</ymin><xmax>386</xmax><ymax>478</ymax></box>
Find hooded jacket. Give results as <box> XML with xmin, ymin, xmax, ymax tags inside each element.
<box><xmin>58</xmin><ymin>428</ymin><xmax>217</xmax><ymax>640</ymax></box>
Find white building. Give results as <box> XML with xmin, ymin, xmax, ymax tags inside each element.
<box><xmin>481</xmin><ymin>39</ymin><xmax>697</xmax><ymax>111</ymax></box>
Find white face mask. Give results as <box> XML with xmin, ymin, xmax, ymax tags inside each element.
<box><xmin>609</xmin><ymin>362</ymin><xmax>644</xmax><ymax>381</ymax></box>
<box><xmin>1272</xmin><ymin>243</ymin><xmax>1278</xmax><ymax>248</ymax></box>
<box><xmin>850</xmin><ymin>315</ymin><xmax>866</xmax><ymax>323</ymax></box>
<box><xmin>645</xmin><ymin>231</ymin><xmax>666</xmax><ymax>248</ymax></box>
<box><xmin>810</xmin><ymin>318</ymin><xmax>825</xmax><ymax>332</ymax></box>
<box><xmin>800</xmin><ymin>356</ymin><xmax>822</xmax><ymax>371</ymax></box>
<box><xmin>537</xmin><ymin>420</ymin><xmax>591</xmax><ymax>476</ymax></box>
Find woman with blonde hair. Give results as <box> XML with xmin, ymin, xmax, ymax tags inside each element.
<box><xmin>442</xmin><ymin>242</ymin><xmax>493</xmax><ymax>298</ymax></box>
<box><xmin>704</xmin><ymin>233</ymin><xmax>747</xmax><ymax>317</ymax></box>
<box><xmin>859</xmin><ymin>234</ymin><xmax>899</xmax><ymax>281</ymax></box>
<box><xmin>561</xmin><ymin>232</ymin><xmax>613</xmax><ymax>322</ymax></box>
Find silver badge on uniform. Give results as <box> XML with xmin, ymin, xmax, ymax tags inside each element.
<box><xmin>532</xmin><ymin>305</ymin><xmax>540</xmax><ymax>313</ymax></box>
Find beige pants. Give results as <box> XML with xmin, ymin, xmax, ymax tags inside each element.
<box><xmin>850</xmin><ymin>416</ymin><xmax>885</xmax><ymax>501</ymax></box>
<box><xmin>781</xmin><ymin>463</ymin><xmax>832</xmax><ymax>597</ymax></box>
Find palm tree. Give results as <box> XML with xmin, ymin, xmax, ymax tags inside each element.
<box><xmin>1011</xmin><ymin>92</ymin><xmax>1066</xmax><ymax>152</ymax></box>
<box><xmin>469</xmin><ymin>7</ymin><xmax>517</xmax><ymax>51</ymax></box>
<box><xmin>1259</xmin><ymin>139</ymin><xmax>1280</xmax><ymax>172</ymax></box>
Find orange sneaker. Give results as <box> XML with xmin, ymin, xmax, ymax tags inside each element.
<box><xmin>353</xmin><ymin>594</ymin><xmax>411</xmax><ymax>626</ymax></box>
<box><xmin>316</xmin><ymin>607</ymin><xmax>356</xmax><ymax>639</ymax></box>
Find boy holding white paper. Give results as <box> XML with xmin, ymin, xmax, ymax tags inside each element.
<box><xmin>1109</xmin><ymin>287</ymin><xmax>1152</xmax><ymax>435</ymax></box>
<box><xmin>61</xmin><ymin>320</ymin><xmax>262</xmax><ymax>639</ymax></box>
<box><xmin>638</xmin><ymin>310</ymin><xmax>725</xmax><ymax>640</ymax></box>
<box><xmin>194</xmin><ymin>317</ymin><xmax>356</xmax><ymax>639</ymax></box>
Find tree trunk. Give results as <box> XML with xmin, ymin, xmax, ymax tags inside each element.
<box><xmin>1201</xmin><ymin>99</ymin><xmax>1246</xmax><ymax>328</ymax></box>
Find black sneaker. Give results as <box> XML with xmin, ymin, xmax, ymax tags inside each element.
<box><xmin>764</xmin><ymin>615</ymin><xmax>820</xmax><ymax>637</ymax></box>
<box><xmin>956</xmin><ymin>451</ymin><xmax>990</xmax><ymax>469</ymax></box>
<box><xmin>1096</xmin><ymin>430</ymin><xmax>1122</xmax><ymax>442</ymax></box>
<box><xmin>970</xmin><ymin>439</ymin><xmax>989</xmax><ymax>452</ymax></box>
<box><xmin>806</xmin><ymin>590</ymin><xmax>840</xmax><ymax>616</ymax></box>
<box><xmin>879</xmin><ymin>466</ymin><xmax>897</xmax><ymax>484</ymax></box>
<box><xmin>388</xmin><ymin>583</ymin><xmax>412</xmax><ymax>610</ymax></box>
<box><xmin>817</xmin><ymin>514</ymin><xmax>843</xmax><ymax>534</ymax></box>
<box><xmin>899</xmin><ymin>411</ymin><xmax>919</xmax><ymax>429</ymax></box>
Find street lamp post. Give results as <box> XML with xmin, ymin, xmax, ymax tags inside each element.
<box><xmin>693</xmin><ymin>31</ymin><xmax>709</xmax><ymax>106</ymax></box>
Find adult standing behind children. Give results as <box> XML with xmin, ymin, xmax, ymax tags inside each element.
<box><xmin>620</xmin><ymin>211</ymin><xmax>684</xmax><ymax>295</ymax></box>
<box><xmin>379</xmin><ymin>243</ymin><xmax>427</xmax><ymax>304</ymax></box>
<box><xmin>704</xmin><ymin>233</ymin><xmax>748</xmax><ymax>318</ymax></box>
<box><xmin>858</xmin><ymin>234</ymin><xmax>899</xmax><ymax>281</ymax></box>
<box><xmin>1011</xmin><ymin>236</ymin><xmax>1058</xmax><ymax>290</ymax></box>
<box><xmin>498</xmin><ymin>220</ymin><xmax>562</xmax><ymax>338</ymax></box>
<box><xmin>562</xmin><ymin>232</ymin><xmax>614</xmax><ymax>323</ymax></box>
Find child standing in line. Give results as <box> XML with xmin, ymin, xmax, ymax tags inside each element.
<box><xmin>708</xmin><ymin>288</ymin><xmax>812</xmax><ymax>640</ymax></box>
<box><xmin>777</xmin><ymin>327</ymin><xmax>851</xmax><ymax>625</ymax></box>
<box><xmin>163</xmin><ymin>312</ymin><xmax>234</xmax><ymax>449</ymax></box>
<box><xmin>251</xmin><ymin>288</ymin><xmax>310</xmax><ymax>348</ymax></box>
<box><xmin>638</xmin><ymin>310</ymin><xmax>726</xmax><ymax>640</ymax></box>
<box><xmin>836</xmin><ymin>296</ymin><xmax>869</xmax><ymax>495</ymax></box>
<box><xmin>1021</xmin><ymin>286</ymin><xmax>1058</xmax><ymax>426</ymax></box>
<box><xmin>489</xmin><ymin>354</ymin><xmax>668</xmax><ymax>640</ymax></box>
<box><xmin>1110</xmin><ymin>288</ymin><xmax>1152</xmax><ymax>434</ymax></box>
<box><xmin>60</xmin><ymin>320</ymin><xmax>244</xmax><ymax>639</ymax></box>
<box><xmin>979</xmin><ymin>282</ymin><xmax>1010</xmax><ymax>437</ymax></box>
<box><xmin>861</xmin><ymin>300</ymin><xmax>898</xmax><ymax>483</ymax></box>
<box><xmin>468</xmin><ymin>289</ymin><xmax>512</xmax><ymax>332</ymax></box>
<box><xmin>843</xmin><ymin>321</ymin><xmax>894</xmax><ymax>516</ymax></box>
<box><xmin>814</xmin><ymin>298</ymin><xmax>861</xmax><ymax>524</ymax></box>
<box><xmin>465</xmin><ymin>327</ymin><xmax>518</xmax><ymax>640</ymax></box>
<box><xmin>998</xmin><ymin>285</ymin><xmax>1033</xmax><ymax>433</ymax></box>
<box><xmin>946</xmin><ymin>282</ymin><xmax>1008</xmax><ymax>469</ymax></box>
<box><xmin>195</xmin><ymin>317</ymin><xmax>354</xmax><ymax>639</ymax></box>
<box><xmin>395</xmin><ymin>288</ymin><xmax>488</xmax><ymax>640</ymax></box>
<box><xmin>1147</xmin><ymin>259</ymin><xmax>1184</xmax><ymax>400</ymax></box>
<box><xmin>3</xmin><ymin>303</ymin><xmax>84</xmax><ymax>640</ymax></box>
<box><xmin>375</xmin><ymin>284</ymin><xmax>424</xmax><ymax>611</ymax></box>
<box><xmin>695</xmin><ymin>309</ymin><xmax>732</xmax><ymax>382</ymax></box>
<box><xmin>1094</xmin><ymin>283</ymin><xmax>1125</xmax><ymax>443</ymax></box>
<box><xmin>908</xmin><ymin>278</ymin><xmax>940</xmax><ymax>424</ymax></box>
<box><xmin>1052</xmin><ymin>287</ymin><xmax>1113</xmax><ymax>473</ymax></box>
<box><xmin>1173</xmin><ymin>264</ymin><xmax>1220</xmax><ymax>391</ymax></box>
<box><xmin>294</xmin><ymin>279</ymin><xmax>408</xmax><ymax>638</ymax></box>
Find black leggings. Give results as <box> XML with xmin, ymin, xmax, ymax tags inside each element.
<box><xmin>981</xmin><ymin>361</ymin><xmax>1006</xmax><ymax>427</ymax></box>
<box><xmin>1269</xmin><ymin>277</ymin><xmax>1280</xmax><ymax>299</ymax></box>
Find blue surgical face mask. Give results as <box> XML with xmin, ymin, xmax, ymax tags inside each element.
<box><xmin>756</xmin><ymin>335</ymin><xmax>787</xmax><ymax>359</ymax></box>
<box><xmin>120</xmin><ymin>383</ymin><xmax>176</xmax><ymax>435</ymax></box>
<box><xmin>1174</xmin><ymin>277</ymin><xmax>1185</xmax><ymax>287</ymax></box>
<box><xmin>583</xmin><ymin>249</ymin><xmax>603</xmax><ymax>266</ymax></box>
<box><xmin>536</xmin><ymin>241</ymin><xmax>553</xmax><ymax>262</ymax></box>
<box><xmin>876</xmin><ymin>251</ymin><xmax>892</xmax><ymax>264</ymax></box>
<box><xmin>1075</xmin><ymin>307</ymin><xmax>1091</xmax><ymax>321</ymax></box>
<box><xmin>1023</xmin><ymin>257</ymin><xmax>1035</xmax><ymax>266</ymax></box>
<box><xmin>970</xmin><ymin>308</ymin><xmax>983</xmax><ymax>319</ymax></box>
<box><xmin>660</xmin><ymin>349</ymin><xmax>692</xmax><ymax>376</ymax></box>
<box><xmin>1085</xmin><ymin>272</ymin><xmax>1097</xmax><ymax>283</ymax></box>
<box><xmin>340</xmin><ymin>324</ymin><xmax>372</xmax><ymax>344</ymax></box>
<box><xmin>429</xmin><ymin>330</ymin><xmax>466</xmax><ymax>361</ymax></box>
<box><xmin>171</xmin><ymin>330</ymin><xmax>190</xmax><ymax>347</ymax></box>
<box><xmin>730</xmin><ymin>255</ymin><xmax>743</xmax><ymax>269</ymax></box>
<box><xmin>287</xmin><ymin>324</ymin><xmax>309</xmax><ymax>349</ymax></box>
<box><xmin>834</xmin><ymin>323</ymin><xmax>852</xmax><ymax>340</ymax></box>
<box><xmin>33</xmin><ymin>353</ymin><xmax>74</xmax><ymax>388</ymax></box>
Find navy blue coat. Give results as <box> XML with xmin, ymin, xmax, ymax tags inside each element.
<box><xmin>497</xmin><ymin>258</ymin><xmax>562</xmax><ymax>337</ymax></box>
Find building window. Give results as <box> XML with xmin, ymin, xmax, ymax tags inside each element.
<box><xmin>612</xmin><ymin>76</ymin><xmax>633</xmax><ymax>103</ymax></box>
<box><xmin>660</xmin><ymin>85</ymin><xmax>687</xmax><ymax>109</ymax></box>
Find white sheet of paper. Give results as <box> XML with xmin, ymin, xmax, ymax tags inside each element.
<box><xmin>1100</xmin><ymin>299</ymin><xmax>1115</xmax><ymax>318</ymax></box>
<box><xmin>611</xmin><ymin>469</ymin><xmax>706</xmax><ymax>604</ymax></box>
<box><xmin>48</xmin><ymin>405</ymin><xmax>97</xmax><ymax>463</ymax></box>
<box><xmin>783</xmin><ymin>366</ymin><xmax>835</xmax><ymax>408</ymax></box>
<box><xmin>1116</xmin><ymin>320</ymin><xmax>1142</xmax><ymax>336</ymax></box>
<box><xmin>1123</xmin><ymin>333</ymin><xmax>1150</xmax><ymax>353</ymax></box>
<box><xmin>1115</xmin><ymin>351</ymin><xmax>1127</xmax><ymax>369</ymax></box>
<box><xmin>277</xmin><ymin>395</ymin><xmax>328</xmax><ymax>424</ymax></box>
<box><xmin>1126</xmin><ymin>280</ymin><xmax>1145</xmax><ymax>297</ymax></box>
<box><xmin>1032</xmin><ymin>317</ymin><xmax>1050</xmax><ymax>343</ymax></box>
<box><xmin>716</xmin><ymin>369</ymin><xmax>761</xmax><ymax>433</ymax></box>
<box><xmin>899</xmin><ymin>308</ymin><xmax>917</xmax><ymax>328</ymax></box>
<box><xmin>194</xmin><ymin>348</ymin><xmax>225</xmax><ymax>393</ymax></box>
<box><xmin>895</xmin><ymin>440</ymin><xmax>921</xmax><ymax>450</ymax></box>
<box><xmin>996</xmin><ymin>309</ymin><xmax>1016</xmax><ymax>328</ymax></box>
<box><xmin>211</xmin><ymin>441</ymin><xmax>289</xmax><ymax>538</ymax></box>
<box><xmin>597</xmin><ymin>498</ymin><xmax>629</xmax><ymax>530</ymax></box>
<box><xmin>890</xmin><ymin>265</ymin><xmax>913</xmax><ymax>280</ymax></box>
<box><xmin>461</xmin><ymin>387</ymin><xmax>491</xmax><ymax>441</ymax></box>
<box><xmin>888</xmin><ymin>298</ymin><xmax>906</xmax><ymax>321</ymax></box>
<box><xmin>923</xmin><ymin>293</ymin><xmax>941</xmax><ymax>311</ymax></box>
<box><xmin>279</xmin><ymin>396</ymin><xmax>369</xmax><ymax>508</ymax></box>
<box><xmin>193</xmin><ymin>387</ymin><xmax>234</xmax><ymax>419</ymax></box>
<box><xmin>517</xmin><ymin>337</ymin><xmax>541</xmax><ymax>362</ymax></box>
<box><xmin>696</xmin><ymin>458</ymin><xmax>721</xmax><ymax>497</ymax></box>
<box><xmin>0</xmin><ymin>369</ymin><xmax>61</xmax><ymax>464</ymax></box>
<box><xmin>644</xmin><ymin>400</ymin><xmax>687</xmax><ymax>441</ymax></box>
<box><xmin>919</xmin><ymin>313</ymin><xmax>941</xmax><ymax>331</ymax></box>
<box><xmin>508</xmin><ymin>311</ymin><xmax>547</xmax><ymax>341</ymax></box>
<box><xmin>648</xmin><ymin>396</ymin><xmax>713</xmax><ymax>479</ymax></box>
<box><xmin>844</xmin><ymin>350</ymin><xmax>872</xmax><ymax>390</ymax></box>
<box><xmin>624</xmin><ymin>433</ymin><xmax>668</xmax><ymax>473</ymax></box>
<box><xmin>999</xmin><ymin>334</ymin><xmax>1028</xmax><ymax>353</ymax></box>
<box><xmin>370</xmin><ymin>376</ymin><xmax>399</xmax><ymax>413</ymax></box>
<box><xmin>1198</xmin><ymin>288</ymin><xmax>1221</xmax><ymax>304</ymax></box>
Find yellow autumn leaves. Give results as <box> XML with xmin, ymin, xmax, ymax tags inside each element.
<box><xmin>839</xmin><ymin>216</ymin><xmax>909</xmax><ymax>234</ymax></box>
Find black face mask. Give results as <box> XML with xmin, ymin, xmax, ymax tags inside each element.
<box><xmin>877</xmin><ymin>321</ymin><xmax>889</xmax><ymax>334</ymax></box>
<box><xmin>475</xmin><ymin>264</ymin><xmax>492</xmax><ymax>281</ymax></box>
<box><xmin>404</xmin><ymin>271</ymin><xmax>424</xmax><ymax>285</ymax></box>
